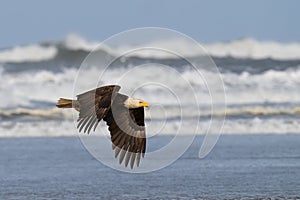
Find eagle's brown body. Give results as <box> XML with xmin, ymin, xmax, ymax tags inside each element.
<box><xmin>57</xmin><ymin>85</ymin><xmax>148</xmax><ymax>168</ymax></box>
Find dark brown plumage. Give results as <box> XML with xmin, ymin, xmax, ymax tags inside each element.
<box><xmin>56</xmin><ymin>85</ymin><xmax>148</xmax><ymax>168</ymax></box>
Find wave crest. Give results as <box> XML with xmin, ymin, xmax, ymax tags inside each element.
<box><xmin>0</xmin><ymin>45</ymin><xmax>57</xmax><ymax>63</ymax></box>
<box><xmin>2</xmin><ymin>35</ymin><xmax>300</xmax><ymax>63</ymax></box>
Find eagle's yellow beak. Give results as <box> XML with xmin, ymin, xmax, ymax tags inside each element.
<box><xmin>140</xmin><ymin>101</ymin><xmax>150</xmax><ymax>108</ymax></box>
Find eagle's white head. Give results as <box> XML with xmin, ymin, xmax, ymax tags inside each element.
<box><xmin>124</xmin><ymin>98</ymin><xmax>150</xmax><ymax>109</ymax></box>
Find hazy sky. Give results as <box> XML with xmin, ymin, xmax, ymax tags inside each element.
<box><xmin>1</xmin><ymin>0</ymin><xmax>299</xmax><ymax>47</ymax></box>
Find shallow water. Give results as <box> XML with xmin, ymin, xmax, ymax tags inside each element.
<box><xmin>1</xmin><ymin>135</ymin><xmax>300</xmax><ymax>199</ymax></box>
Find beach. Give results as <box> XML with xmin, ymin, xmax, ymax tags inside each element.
<box><xmin>1</xmin><ymin>135</ymin><xmax>300</xmax><ymax>199</ymax></box>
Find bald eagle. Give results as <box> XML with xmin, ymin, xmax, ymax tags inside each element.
<box><xmin>56</xmin><ymin>85</ymin><xmax>149</xmax><ymax>168</ymax></box>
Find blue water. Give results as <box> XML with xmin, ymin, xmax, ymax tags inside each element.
<box><xmin>1</xmin><ymin>135</ymin><xmax>300</xmax><ymax>199</ymax></box>
<box><xmin>1</xmin><ymin>36</ymin><xmax>300</xmax><ymax>199</ymax></box>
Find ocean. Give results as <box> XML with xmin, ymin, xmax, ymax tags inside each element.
<box><xmin>1</xmin><ymin>35</ymin><xmax>299</xmax><ymax>136</ymax></box>
<box><xmin>1</xmin><ymin>135</ymin><xmax>300</xmax><ymax>199</ymax></box>
<box><xmin>0</xmin><ymin>34</ymin><xmax>300</xmax><ymax>198</ymax></box>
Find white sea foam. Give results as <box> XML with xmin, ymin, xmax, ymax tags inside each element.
<box><xmin>1</xmin><ymin>115</ymin><xmax>299</xmax><ymax>138</ymax></box>
<box><xmin>63</xmin><ymin>34</ymin><xmax>99</xmax><ymax>51</ymax></box>
<box><xmin>0</xmin><ymin>45</ymin><xmax>57</xmax><ymax>63</ymax></box>
<box><xmin>222</xmin><ymin>67</ymin><xmax>300</xmax><ymax>104</ymax></box>
<box><xmin>205</xmin><ymin>38</ymin><xmax>300</xmax><ymax>60</ymax></box>
<box><xmin>0</xmin><ymin>61</ymin><xmax>299</xmax><ymax>137</ymax></box>
<box><xmin>61</xmin><ymin>34</ymin><xmax>300</xmax><ymax>60</ymax></box>
<box><xmin>1</xmin><ymin>35</ymin><xmax>300</xmax><ymax>63</ymax></box>
<box><xmin>0</xmin><ymin>67</ymin><xmax>79</xmax><ymax>109</ymax></box>
<box><xmin>0</xmin><ymin>65</ymin><xmax>300</xmax><ymax>109</ymax></box>
<box><xmin>1</xmin><ymin>104</ymin><xmax>299</xmax><ymax>122</ymax></box>
<box><xmin>0</xmin><ymin>120</ymin><xmax>76</xmax><ymax>137</ymax></box>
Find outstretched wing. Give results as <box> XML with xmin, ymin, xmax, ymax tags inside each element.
<box><xmin>76</xmin><ymin>85</ymin><xmax>121</xmax><ymax>134</ymax></box>
<box><xmin>103</xmin><ymin>106</ymin><xmax>146</xmax><ymax>168</ymax></box>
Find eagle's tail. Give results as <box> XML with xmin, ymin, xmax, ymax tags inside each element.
<box><xmin>56</xmin><ymin>98</ymin><xmax>80</xmax><ymax>111</ymax></box>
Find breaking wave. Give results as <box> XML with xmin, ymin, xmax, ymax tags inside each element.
<box><xmin>0</xmin><ymin>45</ymin><xmax>57</xmax><ymax>63</ymax></box>
<box><xmin>1</xmin><ymin>65</ymin><xmax>300</xmax><ymax>110</ymax></box>
<box><xmin>1</xmin><ymin>34</ymin><xmax>300</xmax><ymax>64</ymax></box>
<box><xmin>1</xmin><ymin>34</ymin><xmax>300</xmax><ymax>137</ymax></box>
<box><xmin>205</xmin><ymin>38</ymin><xmax>300</xmax><ymax>60</ymax></box>
<box><xmin>1</xmin><ymin>104</ymin><xmax>299</xmax><ymax>121</ymax></box>
<box><xmin>1</xmin><ymin>110</ymin><xmax>299</xmax><ymax>137</ymax></box>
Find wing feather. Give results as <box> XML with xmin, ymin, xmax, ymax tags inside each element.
<box><xmin>76</xmin><ymin>85</ymin><xmax>120</xmax><ymax>134</ymax></box>
<box><xmin>103</xmin><ymin>106</ymin><xmax>146</xmax><ymax>168</ymax></box>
